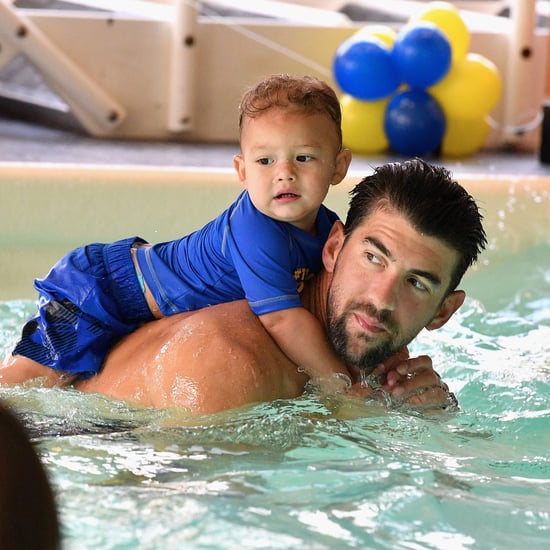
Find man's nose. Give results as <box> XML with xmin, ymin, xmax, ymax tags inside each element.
<box><xmin>369</xmin><ymin>273</ymin><xmax>398</xmax><ymax>312</ymax></box>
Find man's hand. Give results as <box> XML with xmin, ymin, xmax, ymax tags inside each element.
<box><xmin>348</xmin><ymin>349</ymin><xmax>458</xmax><ymax>411</ymax></box>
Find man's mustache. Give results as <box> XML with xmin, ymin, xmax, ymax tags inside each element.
<box><xmin>350</xmin><ymin>301</ymin><xmax>397</xmax><ymax>335</ymax></box>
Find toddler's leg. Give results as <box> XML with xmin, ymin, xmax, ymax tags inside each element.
<box><xmin>0</xmin><ymin>354</ymin><xmax>75</xmax><ymax>387</ymax></box>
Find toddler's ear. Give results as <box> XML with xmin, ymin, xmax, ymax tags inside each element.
<box><xmin>233</xmin><ymin>155</ymin><xmax>246</xmax><ymax>185</ymax></box>
<box><xmin>331</xmin><ymin>148</ymin><xmax>352</xmax><ymax>186</ymax></box>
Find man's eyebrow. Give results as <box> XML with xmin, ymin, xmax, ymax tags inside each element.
<box><xmin>410</xmin><ymin>268</ymin><xmax>442</xmax><ymax>287</ymax></box>
<box><xmin>365</xmin><ymin>236</ymin><xmax>391</xmax><ymax>258</ymax></box>
<box><xmin>364</xmin><ymin>237</ymin><xmax>442</xmax><ymax>287</ymax></box>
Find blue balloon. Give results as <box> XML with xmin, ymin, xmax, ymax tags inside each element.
<box><xmin>333</xmin><ymin>36</ymin><xmax>401</xmax><ymax>100</ymax></box>
<box><xmin>384</xmin><ymin>89</ymin><xmax>446</xmax><ymax>156</ymax></box>
<box><xmin>391</xmin><ymin>23</ymin><xmax>451</xmax><ymax>89</ymax></box>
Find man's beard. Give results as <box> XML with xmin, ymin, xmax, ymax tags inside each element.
<box><xmin>327</xmin><ymin>299</ymin><xmax>402</xmax><ymax>375</ymax></box>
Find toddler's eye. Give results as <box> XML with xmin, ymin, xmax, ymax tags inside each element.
<box><xmin>296</xmin><ymin>155</ymin><xmax>313</xmax><ymax>162</ymax></box>
<box><xmin>258</xmin><ymin>158</ymin><xmax>273</xmax><ymax>165</ymax></box>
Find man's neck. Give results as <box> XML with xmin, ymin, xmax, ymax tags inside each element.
<box><xmin>301</xmin><ymin>270</ymin><xmax>330</xmax><ymax>329</ymax></box>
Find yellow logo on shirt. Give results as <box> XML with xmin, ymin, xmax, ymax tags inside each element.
<box><xmin>294</xmin><ymin>268</ymin><xmax>314</xmax><ymax>293</ymax></box>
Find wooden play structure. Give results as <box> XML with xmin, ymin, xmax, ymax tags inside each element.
<box><xmin>0</xmin><ymin>0</ymin><xmax>547</xmax><ymax>149</ymax></box>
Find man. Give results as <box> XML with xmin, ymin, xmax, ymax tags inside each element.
<box><xmin>74</xmin><ymin>159</ymin><xmax>487</xmax><ymax>414</ymax></box>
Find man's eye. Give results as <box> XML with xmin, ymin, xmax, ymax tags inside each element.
<box><xmin>410</xmin><ymin>278</ymin><xmax>428</xmax><ymax>291</ymax></box>
<box><xmin>367</xmin><ymin>252</ymin><xmax>382</xmax><ymax>265</ymax></box>
<box><xmin>258</xmin><ymin>158</ymin><xmax>273</xmax><ymax>165</ymax></box>
<box><xmin>296</xmin><ymin>155</ymin><xmax>313</xmax><ymax>162</ymax></box>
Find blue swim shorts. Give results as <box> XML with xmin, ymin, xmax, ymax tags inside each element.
<box><xmin>12</xmin><ymin>236</ymin><xmax>154</xmax><ymax>378</ymax></box>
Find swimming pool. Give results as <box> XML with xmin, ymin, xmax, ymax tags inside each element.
<box><xmin>1</xmin><ymin>165</ymin><xmax>549</xmax><ymax>549</ymax></box>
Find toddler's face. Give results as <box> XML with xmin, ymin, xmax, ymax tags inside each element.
<box><xmin>234</xmin><ymin>107</ymin><xmax>349</xmax><ymax>234</ymax></box>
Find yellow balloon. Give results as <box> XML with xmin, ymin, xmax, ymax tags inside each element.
<box><xmin>411</xmin><ymin>1</ymin><xmax>470</xmax><ymax>63</ymax></box>
<box><xmin>354</xmin><ymin>24</ymin><xmax>397</xmax><ymax>48</ymax></box>
<box><xmin>341</xmin><ymin>94</ymin><xmax>389</xmax><ymax>154</ymax></box>
<box><xmin>441</xmin><ymin>114</ymin><xmax>490</xmax><ymax>157</ymax></box>
<box><xmin>429</xmin><ymin>53</ymin><xmax>502</xmax><ymax>119</ymax></box>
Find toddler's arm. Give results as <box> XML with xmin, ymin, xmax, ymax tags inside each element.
<box><xmin>259</xmin><ymin>306</ymin><xmax>351</xmax><ymax>393</ymax></box>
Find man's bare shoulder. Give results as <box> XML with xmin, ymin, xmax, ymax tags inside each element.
<box><xmin>77</xmin><ymin>301</ymin><xmax>307</xmax><ymax>413</ymax></box>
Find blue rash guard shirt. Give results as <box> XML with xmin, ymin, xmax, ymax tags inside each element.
<box><xmin>135</xmin><ymin>190</ymin><xmax>340</xmax><ymax>316</ymax></box>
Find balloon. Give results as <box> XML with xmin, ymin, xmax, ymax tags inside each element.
<box><xmin>384</xmin><ymin>89</ymin><xmax>446</xmax><ymax>156</ymax></box>
<box><xmin>429</xmin><ymin>53</ymin><xmax>502</xmax><ymax>119</ymax></box>
<box><xmin>442</xmin><ymin>114</ymin><xmax>490</xmax><ymax>157</ymax></box>
<box><xmin>333</xmin><ymin>35</ymin><xmax>401</xmax><ymax>100</ymax></box>
<box><xmin>341</xmin><ymin>94</ymin><xmax>389</xmax><ymax>154</ymax></box>
<box><xmin>412</xmin><ymin>1</ymin><xmax>470</xmax><ymax>64</ymax></box>
<box><xmin>354</xmin><ymin>24</ymin><xmax>397</xmax><ymax>48</ymax></box>
<box><xmin>391</xmin><ymin>22</ymin><xmax>451</xmax><ymax>89</ymax></box>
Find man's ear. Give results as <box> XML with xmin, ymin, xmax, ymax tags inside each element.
<box><xmin>322</xmin><ymin>221</ymin><xmax>345</xmax><ymax>273</ymax></box>
<box><xmin>330</xmin><ymin>148</ymin><xmax>352</xmax><ymax>187</ymax></box>
<box><xmin>233</xmin><ymin>154</ymin><xmax>246</xmax><ymax>186</ymax></box>
<box><xmin>426</xmin><ymin>290</ymin><xmax>466</xmax><ymax>331</ymax></box>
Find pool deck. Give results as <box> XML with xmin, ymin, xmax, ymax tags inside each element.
<box><xmin>2</xmin><ymin>114</ymin><xmax>550</xmax><ymax>179</ymax></box>
<box><xmin>2</xmin><ymin>1</ymin><xmax>550</xmax><ymax>179</ymax></box>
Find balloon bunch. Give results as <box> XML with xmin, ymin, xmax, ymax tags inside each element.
<box><xmin>332</xmin><ymin>1</ymin><xmax>502</xmax><ymax>157</ymax></box>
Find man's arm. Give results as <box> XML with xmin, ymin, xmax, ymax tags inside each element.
<box><xmin>259</xmin><ymin>306</ymin><xmax>352</xmax><ymax>393</ymax></box>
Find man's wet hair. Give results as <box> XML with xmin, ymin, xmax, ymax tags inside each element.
<box><xmin>345</xmin><ymin>158</ymin><xmax>487</xmax><ymax>292</ymax></box>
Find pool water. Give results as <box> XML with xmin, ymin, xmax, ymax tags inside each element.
<box><xmin>1</xmin><ymin>170</ymin><xmax>549</xmax><ymax>549</ymax></box>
